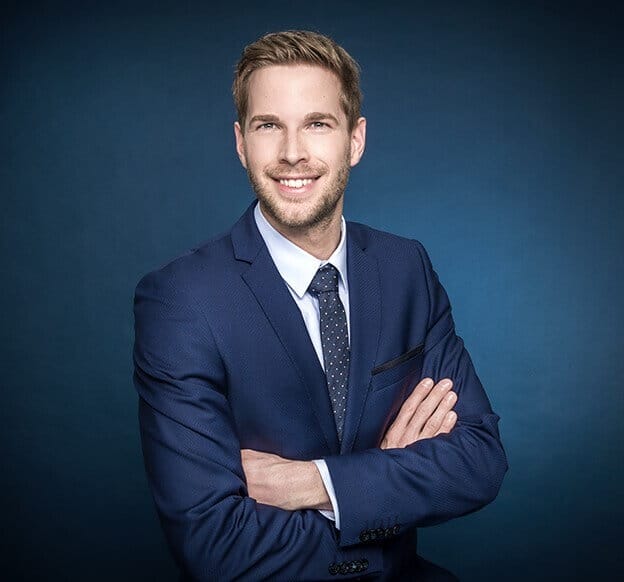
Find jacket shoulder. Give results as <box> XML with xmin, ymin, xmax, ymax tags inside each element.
<box><xmin>135</xmin><ymin>230</ymin><xmax>236</xmax><ymax>300</ymax></box>
<box><xmin>346</xmin><ymin>220</ymin><xmax>430</xmax><ymax>262</ymax></box>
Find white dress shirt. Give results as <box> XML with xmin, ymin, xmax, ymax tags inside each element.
<box><xmin>254</xmin><ymin>203</ymin><xmax>347</xmax><ymax>528</ymax></box>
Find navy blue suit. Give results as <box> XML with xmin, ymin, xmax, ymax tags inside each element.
<box><xmin>133</xmin><ymin>202</ymin><xmax>507</xmax><ymax>580</ymax></box>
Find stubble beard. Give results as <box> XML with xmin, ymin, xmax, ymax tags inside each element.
<box><xmin>247</xmin><ymin>149</ymin><xmax>352</xmax><ymax>231</ymax></box>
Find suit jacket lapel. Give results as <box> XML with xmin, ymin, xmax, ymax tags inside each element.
<box><xmin>341</xmin><ymin>225</ymin><xmax>382</xmax><ymax>454</ymax></box>
<box><xmin>232</xmin><ymin>205</ymin><xmax>341</xmax><ymax>455</ymax></box>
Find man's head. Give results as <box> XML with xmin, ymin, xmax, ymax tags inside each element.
<box><xmin>233</xmin><ymin>31</ymin><xmax>366</xmax><ymax>239</ymax></box>
<box><xmin>233</xmin><ymin>30</ymin><xmax>362</xmax><ymax>133</ymax></box>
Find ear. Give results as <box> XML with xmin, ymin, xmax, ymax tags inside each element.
<box><xmin>349</xmin><ymin>117</ymin><xmax>367</xmax><ymax>167</ymax></box>
<box><xmin>234</xmin><ymin>121</ymin><xmax>247</xmax><ymax>169</ymax></box>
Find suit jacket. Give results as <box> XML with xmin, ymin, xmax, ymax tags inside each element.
<box><xmin>133</xmin><ymin>202</ymin><xmax>507</xmax><ymax>581</ymax></box>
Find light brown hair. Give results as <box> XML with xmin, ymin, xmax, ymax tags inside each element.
<box><xmin>233</xmin><ymin>30</ymin><xmax>362</xmax><ymax>132</ymax></box>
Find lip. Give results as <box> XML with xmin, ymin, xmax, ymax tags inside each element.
<box><xmin>273</xmin><ymin>175</ymin><xmax>319</xmax><ymax>180</ymax></box>
<box><xmin>272</xmin><ymin>176</ymin><xmax>320</xmax><ymax>196</ymax></box>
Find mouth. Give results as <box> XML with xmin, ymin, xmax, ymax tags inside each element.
<box><xmin>277</xmin><ymin>177</ymin><xmax>315</xmax><ymax>188</ymax></box>
<box><xmin>271</xmin><ymin>175</ymin><xmax>321</xmax><ymax>195</ymax></box>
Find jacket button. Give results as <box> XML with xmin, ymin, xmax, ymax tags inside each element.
<box><xmin>328</xmin><ymin>562</ymin><xmax>338</xmax><ymax>575</ymax></box>
<box><xmin>359</xmin><ymin>531</ymin><xmax>370</xmax><ymax>543</ymax></box>
<box><xmin>392</xmin><ymin>524</ymin><xmax>401</xmax><ymax>535</ymax></box>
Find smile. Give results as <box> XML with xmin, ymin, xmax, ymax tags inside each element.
<box><xmin>278</xmin><ymin>178</ymin><xmax>315</xmax><ymax>188</ymax></box>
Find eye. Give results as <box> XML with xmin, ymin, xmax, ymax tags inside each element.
<box><xmin>309</xmin><ymin>121</ymin><xmax>329</xmax><ymax>129</ymax></box>
<box><xmin>257</xmin><ymin>122</ymin><xmax>276</xmax><ymax>130</ymax></box>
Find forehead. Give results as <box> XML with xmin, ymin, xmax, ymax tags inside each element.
<box><xmin>246</xmin><ymin>64</ymin><xmax>344</xmax><ymax>119</ymax></box>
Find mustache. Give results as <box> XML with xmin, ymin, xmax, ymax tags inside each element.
<box><xmin>266</xmin><ymin>163</ymin><xmax>327</xmax><ymax>179</ymax></box>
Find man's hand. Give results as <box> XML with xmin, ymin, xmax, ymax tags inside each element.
<box><xmin>241</xmin><ymin>378</ymin><xmax>456</xmax><ymax>509</ymax></box>
<box><xmin>380</xmin><ymin>377</ymin><xmax>457</xmax><ymax>449</ymax></box>
<box><xmin>241</xmin><ymin>449</ymin><xmax>332</xmax><ymax>511</ymax></box>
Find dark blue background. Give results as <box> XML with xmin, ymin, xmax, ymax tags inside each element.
<box><xmin>2</xmin><ymin>1</ymin><xmax>623</xmax><ymax>580</ymax></box>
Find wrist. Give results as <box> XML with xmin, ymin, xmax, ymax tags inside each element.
<box><xmin>301</xmin><ymin>461</ymin><xmax>332</xmax><ymax>511</ymax></box>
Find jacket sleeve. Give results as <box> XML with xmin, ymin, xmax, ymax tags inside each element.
<box><xmin>133</xmin><ymin>269</ymin><xmax>378</xmax><ymax>580</ymax></box>
<box><xmin>323</xmin><ymin>241</ymin><xmax>508</xmax><ymax>547</ymax></box>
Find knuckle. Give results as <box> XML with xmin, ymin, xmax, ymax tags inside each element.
<box><xmin>405</xmin><ymin>393</ymin><xmax>423</xmax><ymax>409</ymax></box>
<box><xmin>441</xmin><ymin>394</ymin><xmax>456</xmax><ymax>410</ymax></box>
<box><xmin>424</xmin><ymin>419</ymin><xmax>439</xmax><ymax>433</ymax></box>
<box><xmin>412</xmin><ymin>382</ymin><xmax>431</xmax><ymax>398</ymax></box>
<box><xmin>416</xmin><ymin>403</ymin><xmax>434</xmax><ymax>419</ymax></box>
<box><xmin>438</xmin><ymin>402</ymin><xmax>453</xmax><ymax>415</ymax></box>
<box><xmin>408</xmin><ymin>414</ymin><xmax>425</xmax><ymax>430</ymax></box>
<box><xmin>426</xmin><ymin>390</ymin><xmax>444</xmax><ymax>404</ymax></box>
<box><xmin>402</xmin><ymin>401</ymin><xmax>417</xmax><ymax>415</ymax></box>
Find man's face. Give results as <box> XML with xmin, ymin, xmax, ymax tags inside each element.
<box><xmin>234</xmin><ymin>65</ymin><xmax>366</xmax><ymax>233</ymax></box>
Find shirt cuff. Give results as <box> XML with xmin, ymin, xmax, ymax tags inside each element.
<box><xmin>312</xmin><ymin>459</ymin><xmax>341</xmax><ymax>530</ymax></box>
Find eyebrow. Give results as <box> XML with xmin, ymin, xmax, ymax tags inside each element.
<box><xmin>304</xmin><ymin>112</ymin><xmax>340</xmax><ymax>125</ymax></box>
<box><xmin>247</xmin><ymin>112</ymin><xmax>341</xmax><ymax>127</ymax></box>
<box><xmin>248</xmin><ymin>114</ymin><xmax>280</xmax><ymax>126</ymax></box>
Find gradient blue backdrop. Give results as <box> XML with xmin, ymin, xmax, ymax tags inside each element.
<box><xmin>2</xmin><ymin>1</ymin><xmax>623</xmax><ymax>580</ymax></box>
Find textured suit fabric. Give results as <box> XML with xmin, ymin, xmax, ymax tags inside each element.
<box><xmin>133</xmin><ymin>202</ymin><xmax>507</xmax><ymax>580</ymax></box>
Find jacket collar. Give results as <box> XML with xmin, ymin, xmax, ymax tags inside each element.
<box><xmin>231</xmin><ymin>202</ymin><xmax>381</xmax><ymax>454</ymax></box>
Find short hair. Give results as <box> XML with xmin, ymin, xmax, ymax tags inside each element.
<box><xmin>233</xmin><ymin>30</ymin><xmax>362</xmax><ymax>132</ymax></box>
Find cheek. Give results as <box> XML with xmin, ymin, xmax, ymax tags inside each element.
<box><xmin>309</xmin><ymin>139</ymin><xmax>350</xmax><ymax>165</ymax></box>
<box><xmin>246</xmin><ymin>139</ymin><xmax>279</xmax><ymax>168</ymax></box>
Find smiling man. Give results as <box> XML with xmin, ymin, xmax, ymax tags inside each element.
<box><xmin>134</xmin><ymin>31</ymin><xmax>507</xmax><ymax>581</ymax></box>
<box><xmin>234</xmin><ymin>64</ymin><xmax>361</xmax><ymax>252</ymax></box>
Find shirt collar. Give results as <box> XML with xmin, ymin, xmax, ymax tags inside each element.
<box><xmin>254</xmin><ymin>203</ymin><xmax>348</xmax><ymax>299</ymax></box>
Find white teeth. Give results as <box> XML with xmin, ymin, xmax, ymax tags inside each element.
<box><xmin>279</xmin><ymin>178</ymin><xmax>313</xmax><ymax>188</ymax></box>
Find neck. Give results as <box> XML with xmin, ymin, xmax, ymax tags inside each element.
<box><xmin>260</xmin><ymin>205</ymin><xmax>343</xmax><ymax>260</ymax></box>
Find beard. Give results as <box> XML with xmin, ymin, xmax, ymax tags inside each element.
<box><xmin>246</xmin><ymin>148</ymin><xmax>352</xmax><ymax>231</ymax></box>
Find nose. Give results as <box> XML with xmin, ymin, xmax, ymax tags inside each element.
<box><xmin>279</xmin><ymin>130</ymin><xmax>309</xmax><ymax>166</ymax></box>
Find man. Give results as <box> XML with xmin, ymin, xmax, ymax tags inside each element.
<box><xmin>134</xmin><ymin>30</ymin><xmax>507</xmax><ymax>581</ymax></box>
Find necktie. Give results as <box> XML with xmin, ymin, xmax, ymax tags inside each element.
<box><xmin>308</xmin><ymin>264</ymin><xmax>350</xmax><ymax>440</ymax></box>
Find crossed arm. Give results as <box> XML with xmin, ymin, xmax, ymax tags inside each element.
<box><xmin>134</xmin><ymin>241</ymin><xmax>507</xmax><ymax>578</ymax></box>
<box><xmin>242</xmin><ymin>376</ymin><xmax>458</xmax><ymax>512</ymax></box>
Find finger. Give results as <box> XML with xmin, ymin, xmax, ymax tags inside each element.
<box><xmin>420</xmin><ymin>391</ymin><xmax>457</xmax><ymax>439</ymax></box>
<box><xmin>383</xmin><ymin>378</ymin><xmax>434</xmax><ymax>446</ymax></box>
<box><xmin>435</xmin><ymin>410</ymin><xmax>457</xmax><ymax>436</ymax></box>
<box><xmin>402</xmin><ymin>379</ymin><xmax>453</xmax><ymax>443</ymax></box>
<box><xmin>414</xmin><ymin>378</ymin><xmax>453</xmax><ymax>427</ymax></box>
<box><xmin>410</xmin><ymin>379</ymin><xmax>453</xmax><ymax>427</ymax></box>
<box><xmin>390</xmin><ymin>377</ymin><xmax>435</xmax><ymax>431</ymax></box>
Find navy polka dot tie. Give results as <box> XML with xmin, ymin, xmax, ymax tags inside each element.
<box><xmin>308</xmin><ymin>264</ymin><xmax>350</xmax><ymax>441</ymax></box>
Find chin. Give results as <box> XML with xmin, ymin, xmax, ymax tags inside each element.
<box><xmin>268</xmin><ymin>203</ymin><xmax>326</xmax><ymax>230</ymax></box>
<box><xmin>251</xmin><ymin>173</ymin><xmax>347</xmax><ymax>231</ymax></box>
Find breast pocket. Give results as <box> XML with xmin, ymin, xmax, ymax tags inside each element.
<box><xmin>357</xmin><ymin>344</ymin><xmax>426</xmax><ymax>448</ymax></box>
<box><xmin>370</xmin><ymin>343</ymin><xmax>425</xmax><ymax>392</ymax></box>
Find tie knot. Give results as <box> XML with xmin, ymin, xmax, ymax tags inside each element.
<box><xmin>308</xmin><ymin>264</ymin><xmax>340</xmax><ymax>296</ymax></box>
